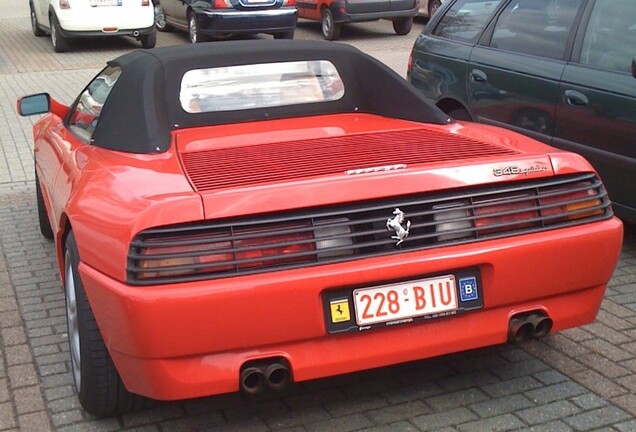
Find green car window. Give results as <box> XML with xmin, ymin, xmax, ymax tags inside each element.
<box><xmin>490</xmin><ymin>0</ymin><xmax>580</xmax><ymax>60</ymax></box>
<box><xmin>580</xmin><ymin>0</ymin><xmax>636</xmax><ymax>73</ymax></box>
<box><xmin>432</xmin><ymin>0</ymin><xmax>503</xmax><ymax>43</ymax></box>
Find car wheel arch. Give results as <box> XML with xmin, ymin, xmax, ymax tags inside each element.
<box><xmin>57</xmin><ymin>217</ymin><xmax>73</xmax><ymax>284</ymax></box>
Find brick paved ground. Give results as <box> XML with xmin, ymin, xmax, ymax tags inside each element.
<box><xmin>1</xmin><ymin>0</ymin><xmax>635</xmax><ymax>430</ymax></box>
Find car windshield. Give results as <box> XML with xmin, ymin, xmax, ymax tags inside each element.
<box><xmin>180</xmin><ymin>60</ymin><xmax>345</xmax><ymax>113</ymax></box>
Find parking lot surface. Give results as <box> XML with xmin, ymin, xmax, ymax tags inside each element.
<box><xmin>1</xmin><ymin>1</ymin><xmax>635</xmax><ymax>430</ymax></box>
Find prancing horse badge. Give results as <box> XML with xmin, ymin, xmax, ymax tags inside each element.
<box><xmin>386</xmin><ymin>208</ymin><xmax>411</xmax><ymax>246</ymax></box>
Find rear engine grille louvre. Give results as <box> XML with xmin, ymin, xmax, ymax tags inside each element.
<box><xmin>180</xmin><ymin>128</ymin><xmax>520</xmax><ymax>191</ymax></box>
<box><xmin>128</xmin><ymin>173</ymin><xmax>612</xmax><ymax>285</ymax></box>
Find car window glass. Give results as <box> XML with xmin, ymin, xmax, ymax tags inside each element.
<box><xmin>69</xmin><ymin>66</ymin><xmax>122</xmax><ymax>142</ymax></box>
<box><xmin>180</xmin><ymin>60</ymin><xmax>345</xmax><ymax>113</ymax></box>
<box><xmin>432</xmin><ymin>0</ymin><xmax>503</xmax><ymax>43</ymax></box>
<box><xmin>490</xmin><ymin>0</ymin><xmax>580</xmax><ymax>60</ymax></box>
<box><xmin>580</xmin><ymin>0</ymin><xmax>636</xmax><ymax>73</ymax></box>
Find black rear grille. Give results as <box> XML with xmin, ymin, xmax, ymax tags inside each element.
<box><xmin>127</xmin><ymin>173</ymin><xmax>612</xmax><ymax>285</ymax></box>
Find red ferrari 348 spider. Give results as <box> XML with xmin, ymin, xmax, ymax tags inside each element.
<box><xmin>18</xmin><ymin>40</ymin><xmax>623</xmax><ymax>416</ymax></box>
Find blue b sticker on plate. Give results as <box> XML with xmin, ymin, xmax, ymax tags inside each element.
<box><xmin>459</xmin><ymin>277</ymin><xmax>478</xmax><ymax>302</ymax></box>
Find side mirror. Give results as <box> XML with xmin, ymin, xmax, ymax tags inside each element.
<box><xmin>17</xmin><ymin>93</ymin><xmax>51</xmax><ymax>116</ymax></box>
<box><xmin>632</xmin><ymin>59</ymin><xmax>636</xmax><ymax>79</ymax></box>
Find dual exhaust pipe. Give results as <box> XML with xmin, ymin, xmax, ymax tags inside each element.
<box><xmin>240</xmin><ymin>359</ymin><xmax>292</xmax><ymax>395</ymax></box>
<box><xmin>508</xmin><ymin>312</ymin><xmax>553</xmax><ymax>343</ymax></box>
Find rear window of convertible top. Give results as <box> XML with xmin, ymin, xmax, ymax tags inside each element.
<box><xmin>179</xmin><ymin>60</ymin><xmax>345</xmax><ymax>113</ymax></box>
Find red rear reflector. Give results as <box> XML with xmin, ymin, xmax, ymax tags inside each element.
<box><xmin>474</xmin><ymin>194</ymin><xmax>538</xmax><ymax>235</ymax></box>
<box><xmin>102</xmin><ymin>27</ymin><xmax>118</xmax><ymax>32</ymax></box>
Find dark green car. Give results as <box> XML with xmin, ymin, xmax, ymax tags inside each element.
<box><xmin>408</xmin><ymin>0</ymin><xmax>636</xmax><ymax>223</ymax></box>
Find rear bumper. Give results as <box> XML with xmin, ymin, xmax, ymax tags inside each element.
<box><xmin>56</xmin><ymin>7</ymin><xmax>154</xmax><ymax>32</ymax></box>
<box><xmin>196</xmin><ymin>8</ymin><xmax>298</xmax><ymax>35</ymax></box>
<box><xmin>331</xmin><ymin>3</ymin><xmax>419</xmax><ymax>23</ymax></box>
<box><xmin>79</xmin><ymin>217</ymin><xmax>623</xmax><ymax>400</ymax></box>
<box><xmin>57</xmin><ymin>24</ymin><xmax>155</xmax><ymax>38</ymax></box>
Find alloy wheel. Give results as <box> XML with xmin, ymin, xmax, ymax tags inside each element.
<box><xmin>189</xmin><ymin>15</ymin><xmax>197</xmax><ymax>43</ymax></box>
<box><xmin>322</xmin><ymin>13</ymin><xmax>332</xmax><ymax>37</ymax></box>
<box><xmin>154</xmin><ymin>5</ymin><xmax>167</xmax><ymax>30</ymax></box>
<box><xmin>51</xmin><ymin>23</ymin><xmax>57</xmax><ymax>47</ymax></box>
<box><xmin>31</xmin><ymin>9</ymin><xmax>37</xmax><ymax>31</ymax></box>
<box><xmin>65</xmin><ymin>250</ymin><xmax>81</xmax><ymax>393</ymax></box>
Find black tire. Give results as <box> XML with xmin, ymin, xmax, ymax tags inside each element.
<box><xmin>428</xmin><ymin>0</ymin><xmax>441</xmax><ymax>18</ymax></box>
<box><xmin>392</xmin><ymin>17</ymin><xmax>413</xmax><ymax>36</ymax></box>
<box><xmin>64</xmin><ymin>232</ymin><xmax>150</xmax><ymax>416</ymax></box>
<box><xmin>188</xmin><ymin>11</ymin><xmax>205</xmax><ymax>43</ymax></box>
<box><xmin>50</xmin><ymin>15</ymin><xmax>69</xmax><ymax>53</ymax></box>
<box><xmin>321</xmin><ymin>8</ymin><xmax>341</xmax><ymax>41</ymax></box>
<box><xmin>153</xmin><ymin>2</ymin><xmax>172</xmax><ymax>32</ymax></box>
<box><xmin>448</xmin><ymin>107</ymin><xmax>472</xmax><ymax>121</ymax></box>
<box><xmin>273</xmin><ymin>30</ymin><xmax>294</xmax><ymax>40</ymax></box>
<box><xmin>30</xmin><ymin>3</ymin><xmax>46</xmax><ymax>37</ymax></box>
<box><xmin>140</xmin><ymin>29</ymin><xmax>157</xmax><ymax>48</ymax></box>
<box><xmin>35</xmin><ymin>170</ymin><xmax>54</xmax><ymax>240</ymax></box>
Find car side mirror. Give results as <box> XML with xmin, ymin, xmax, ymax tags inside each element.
<box><xmin>17</xmin><ymin>93</ymin><xmax>51</xmax><ymax>116</ymax></box>
<box><xmin>632</xmin><ymin>59</ymin><xmax>636</xmax><ymax>79</ymax></box>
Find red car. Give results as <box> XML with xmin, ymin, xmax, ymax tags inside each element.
<box><xmin>296</xmin><ymin>0</ymin><xmax>419</xmax><ymax>40</ymax></box>
<box><xmin>18</xmin><ymin>40</ymin><xmax>622</xmax><ymax>416</ymax></box>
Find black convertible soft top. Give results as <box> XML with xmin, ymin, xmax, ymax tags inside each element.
<box><xmin>93</xmin><ymin>40</ymin><xmax>450</xmax><ymax>154</ymax></box>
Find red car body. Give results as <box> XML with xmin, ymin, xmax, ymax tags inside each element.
<box><xmin>19</xmin><ymin>41</ymin><xmax>622</xmax><ymax>416</ymax></box>
<box><xmin>296</xmin><ymin>0</ymin><xmax>419</xmax><ymax>39</ymax></box>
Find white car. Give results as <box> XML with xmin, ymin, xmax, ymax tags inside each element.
<box><xmin>419</xmin><ymin>0</ymin><xmax>445</xmax><ymax>17</ymax></box>
<box><xmin>29</xmin><ymin>0</ymin><xmax>156</xmax><ymax>52</ymax></box>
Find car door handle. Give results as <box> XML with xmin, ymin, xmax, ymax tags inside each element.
<box><xmin>470</xmin><ymin>69</ymin><xmax>488</xmax><ymax>83</ymax></box>
<box><xmin>564</xmin><ymin>90</ymin><xmax>589</xmax><ymax>107</ymax></box>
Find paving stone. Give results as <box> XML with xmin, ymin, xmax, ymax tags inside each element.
<box><xmin>411</xmin><ymin>408</ymin><xmax>478</xmax><ymax>431</ymax></box>
<box><xmin>261</xmin><ymin>406</ymin><xmax>331</xmax><ymax>429</ymax></box>
<box><xmin>615</xmin><ymin>419</ymin><xmax>636</xmax><ymax>432</ymax></box>
<box><xmin>524</xmin><ymin>420</ymin><xmax>573</xmax><ymax>432</ymax></box>
<box><xmin>7</xmin><ymin>364</ymin><xmax>38</xmax><ymax>388</ymax></box>
<box><xmin>13</xmin><ymin>385</ymin><xmax>45</xmax><ymax>414</ymax></box>
<box><xmin>469</xmin><ymin>394</ymin><xmax>535</xmax><ymax>418</ymax></box>
<box><xmin>481</xmin><ymin>376</ymin><xmax>543</xmax><ymax>398</ymax></box>
<box><xmin>563</xmin><ymin>406</ymin><xmax>631</xmax><ymax>431</ymax></box>
<box><xmin>570</xmin><ymin>393</ymin><xmax>609</xmax><ymax>410</ymax></box>
<box><xmin>366</xmin><ymin>400</ymin><xmax>431</xmax><ymax>424</ymax></box>
<box><xmin>577</xmin><ymin>353</ymin><xmax>631</xmax><ymax>379</ymax></box>
<box><xmin>611</xmin><ymin>393</ymin><xmax>636</xmax><ymax>417</ymax></box>
<box><xmin>0</xmin><ymin>401</ymin><xmax>17</xmax><ymax>430</ymax></box>
<box><xmin>0</xmin><ymin>378</ymin><xmax>10</xmax><ymax>403</ymax></box>
<box><xmin>4</xmin><ymin>344</ymin><xmax>31</xmax><ymax>366</ymax></box>
<box><xmin>516</xmin><ymin>401</ymin><xmax>581</xmax><ymax>425</ymax></box>
<box><xmin>524</xmin><ymin>382</ymin><xmax>587</xmax><ymax>404</ymax></box>
<box><xmin>427</xmin><ymin>388</ymin><xmax>490</xmax><ymax>411</ymax></box>
<box><xmin>362</xmin><ymin>421</ymin><xmax>420</xmax><ymax>432</ymax></box>
<box><xmin>571</xmin><ymin>370</ymin><xmax>629</xmax><ymax>399</ymax></box>
<box><xmin>16</xmin><ymin>411</ymin><xmax>53</xmax><ymax>432</ymax></box>
<box><xmin>456</xmin><ymin>413</ymin><xmax>526</xmax><ymax>431</ymax></box>
<box><xmin>533</xmin><ymin>370</ymin><xmax>568</xmax><ymax>386</ymax></box>
<box><xmin>1</xmin><ymin>327</ymin><xmax>27</xmax><ymax>346</ymax></box>
<box><xmin>325</xmin><ymin>395</ymin><xmax>387</xmax><ymax>417</ymax></box>
<box><xmin>304</xmin><ymin>413</ymin><xmax>374</xmax><ymax>432</ymax></box>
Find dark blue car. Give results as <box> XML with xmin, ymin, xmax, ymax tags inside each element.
<box><xmin>153</xmin><ymin>0</ymin><xmax>298</xmax><ymax>42</ymax></box>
